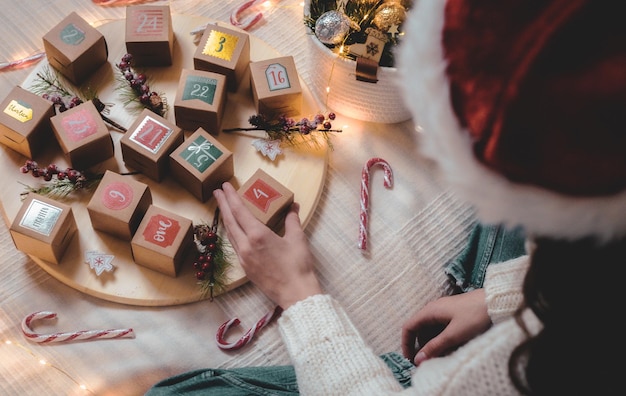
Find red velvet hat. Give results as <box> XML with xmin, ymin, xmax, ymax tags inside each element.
<box><xmin>397</xmin><ymin>0</ymin><xmax>626</xmax><ymax>241</ymax></box>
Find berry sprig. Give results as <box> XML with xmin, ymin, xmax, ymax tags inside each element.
<box><xmin>192</xmin><ymin>207</ymin><xmax>231</xmax><ymax>301</ymax></box>
<box><xmin>115</xmin><ymin>53</ymin><xmax>167</xmax><ymax>117</ymax></box>
<box><xmin>19</xmin><ymin>160</ymin><xmax>103</xmax><ymax>200</ymax></box>
<box><xmin>223</xmin><ymin>112</ymin><xmax>341</xmax><ymax>150</ymax></box>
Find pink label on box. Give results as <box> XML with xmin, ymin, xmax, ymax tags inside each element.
<box><xmin>129</xmin><ymin>116</ymin><xmax>173</xmax><ymax>154</ymax></box>
<box><xmin>243</xmin><ymin>179</ymin><xmax>281</xmax><ymax>213</ymax></box>
<box><xmin>61</xmin><ymin>108</ymin><xmax>98</xmax><ymax>142</ymax></box>
<box><xmin>102</xmin><ymin>181</ymin><xmax>134</xmax><ymax>210</ymax></box>
<box><xmin>142</xmin><ymin>214</ymin><xmax>180</xmax><ymax>248</ymax></box>
<box><xmin>130</xmin><ymin>9</ymin><xmax>165</xmax><ymax>36</ymax></box>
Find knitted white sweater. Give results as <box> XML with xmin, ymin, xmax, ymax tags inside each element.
<box><xmin>278</xmin><ymin>255</ymin><xmax>537</xmax><ymax>395</ymax></box>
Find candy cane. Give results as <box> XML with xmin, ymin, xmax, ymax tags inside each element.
<box><xmin>216</xmin><ymin>306</ymin><xmax>282</xmax><ymax>350</ymax></box>
<box><xmin>359</xmin><ymin>157</ymin><xmax>393</xmax><ymax>250</ymax></box>
<box><xmin>230</xmin><ymin>0</ymin><xmax>264</xmax><ymax>31</ymax></box>
<box><xmin>22</xmin><ymin>311</ymin><xmax>135</xmax><ymax>344</ymax></box>
<box><xmin>0</xmin><ymin>52</ymin><xmax>45</xmax><ymax>71</ymax></box>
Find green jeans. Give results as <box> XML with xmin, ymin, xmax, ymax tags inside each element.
<box><xmin>145</xmin><ymin>352</ymin><xmax>414</xmax><ymax>395</ymax></box>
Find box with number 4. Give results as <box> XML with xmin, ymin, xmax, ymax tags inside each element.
<box><xmin>174</xmin><ymin>68</ymin><xmax>227</xmax><ymax>133</ymax></box>
<box><xmin>249</xmin><ymin>55</ymin><xmax>302</xmax><ymax>118</ymax></box>
<box><xmin>238</xmin><ymin>168</ymin><xmax>294</xmax><ymax>232</ymax></box>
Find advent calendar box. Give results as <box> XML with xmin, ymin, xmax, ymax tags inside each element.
<box><xmin>131</xmin><ymin>204</ymin><xmax>194</xmax><ymax>277</ymax></box>
<box><xmin>87</xmin><ymin>170</ymin><xmax>152</xmax><ymax>241</ymax></box>
<box><xmin>50</xmin><ymin>100</ymin><xmax>114</xmax><ymax>170</ymax></box>
<box><xmin>9</xmin><ymin>192</ymin><xmax>77</xmax><ymax>265</ymax></box>
<box><xmin>120</xmin><ymin>109</ymin><xmax>183</xmax><ymax>181</ymax></box>
<box><xmin>0</xmin><ymin>86</ymin><xmax>55</xmax><ymax>158</ymax></box>
<box><xmin>174</xmin><ymin>68</ymin><xmax>227</xmax><ymax>133</ymax></box>
<box><xmin>125</xmin><ymin>5</ymin><xmax>174</xmax><ymax>66</ymax></box>
<box><xmin>238</xmin><ymin>168</ymin><xmax>294</xmax><ymax>231</ymax></box>
<box><xmin>249</xmin><ymin>56</ymin><xmax>302</xmax><ymax>117</ymax></box>
<box><xmin>193</xmin><ymin>24</ymin><xmax>250</xmax><ymax>92</ymax></box>
<box><xmin>43</xmin><ymin>12</ymin><xmax>108</xmax><ymax>85</ymax></box>
<box><xmin>169</xmin><ymin>128</ymin><xmax>234</xmax><ymax>202</ymax></box>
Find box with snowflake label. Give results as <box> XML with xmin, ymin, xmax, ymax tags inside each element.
<box><xmin>238</xmin><ymin>168</ymin><xmax>294</xmax><ymax>231</ymax></box>
<box><xmin>131</xmin><ymin>204</ymin><xmax>194</xmax><ymax>277</ymax></box>
<box><xmin>9</xmin><ymin>192</ymin><xmax>77</xmax><ymax>265</ymax></box>
<box><xmin>87</xmin><ymin>170</ymin><xmax>153</xmax><ymax>241</ymax></box>
<box><xmin>169</xmin><ymin>127</ymin><xmax>234</xmax><ymax>202</ymax></box>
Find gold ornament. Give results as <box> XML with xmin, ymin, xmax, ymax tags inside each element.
<box><xmin>372</xmin><ymin>1</ymin><xmax>407</xmax><ymax>32</ymax></box>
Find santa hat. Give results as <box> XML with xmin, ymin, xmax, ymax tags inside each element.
<box><xmin>397</xmin><ymin>0</ymin><xmax>626</xmax><ymax>242</ymax></box>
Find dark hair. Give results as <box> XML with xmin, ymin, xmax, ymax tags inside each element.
<box><xmin>508</xmin><ymin>236</ymin><xmax>624</xmax><ymax>395</ymax></box>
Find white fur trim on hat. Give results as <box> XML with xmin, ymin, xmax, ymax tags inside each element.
<box><xmin>396</xmin><ymin>0</ymin><xmax>626</xmax><ymax>242</ymax></box>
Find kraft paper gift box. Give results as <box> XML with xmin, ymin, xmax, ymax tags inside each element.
<box><xmin>193</xmin><ymin>24</ymin><xmax>250</xmax><ymax>92</ymax></box>
<box><xmin>174</xmin><ymin>68</ymin><xmax>227</xmax><ymax>133</ymax></box>
<box><xmin>169</xmin><ymin>128</ymin><xmax>234</xmax><ymax>202</ymax></box>
<box><xmin>238</xmin><ymin>168</ymin><xmax>294</xmax><ymax>231</ymax></box>
<box><xmin>249</xmin><ymin>55</ymin><xmax>302</xmax><ymax>117</ymax></box>
<box><xmin>9</xmin><ymin>192</ymin><xmax>77</xmax><ymax>265</ymax></box>
<box><xmin>87</xmin><ymin>170</ymin><xmax>152</xmax><ymax>241</ymax></box>
<box><xmin>0</xmin><ymin>86</ymin><xmax>54</xmax><ymax>158</ymax></box>
<box><xmin>125</xmin><ymin>5</ymin><xmax>174</xmax><ymax>67</ymax></box>
<box><xmin>131</xmin><ymin>204</ymin><xmax>194</xmax><ymax>277</ymax></box>
<box><xmin>120</xmin><ymin>109</ymin><xmax>183</xmax><ymax>181</ymax></box>
<box><xmin>50</xmin><ymin>100</ymin><xmax>114</xmax><ymax>170</ymax></box>
<box><xmin>43</xmin><ymin>12</ymin><xmax>108</xmax><ymax>85</ymax></box>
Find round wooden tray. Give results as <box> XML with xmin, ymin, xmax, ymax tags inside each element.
<box><xmin>0</xmin><ymin>14</ymin><xmax>328</xmax><ymax>306</ymax></box>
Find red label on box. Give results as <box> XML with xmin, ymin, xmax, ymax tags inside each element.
<box><xmin>142</xmin><ymin>214</ymin><xmax>180</xmax><ymax>248</ymax></box>
<box><xmin>243</xmin><ymin>178</ymin><xmax>281</xmax><ymax>213</ymax></box>
<box><xmin>102</xmin><ymin>181</ymin><xmax>134</xmax><ymax>210</ymax></box>
<box><xmin>130</xmin><ymin>9</ymin><xmax>165</xmax><ymax>36</ymax></box>
<box><xmin>129</xmin><ymin>116</ymin><xmax>173</xmax><ymax>154</ymax></box>
<box><xmin>61</xmin><ymin>108</ymin><xmax>98</xmax><ymax>142</ymax></box>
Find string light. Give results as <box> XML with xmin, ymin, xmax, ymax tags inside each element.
<box><xmin>2</xmin><ymin>339</ymin><xmax>95</xmax><ymax>395</ymax></box>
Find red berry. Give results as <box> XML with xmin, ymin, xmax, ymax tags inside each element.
<box><xmin>328</xmin><ymin>112</ymin><xmax>336</xmax><ymax>120</ymax></box>
<box><xmin>196</xmin><ymin>271</ymin><xmax>206</xmax><ymax>280</ymax></box>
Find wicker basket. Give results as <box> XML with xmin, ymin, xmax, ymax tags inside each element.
<box><xmin>304</xmin><ymin>26</ymin><xmax>412</xmax><ymax>124</ymax></box>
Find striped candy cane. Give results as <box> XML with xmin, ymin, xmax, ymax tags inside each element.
<box><xmin>22</xmin><ymin>311</ymin><xmax>135</xmax><ymax>343</ymax></box>
<box><xmin>230</xmin><ymin>0</ymin><xmax>264</xmax><ymax>31</ymax></box>
<box><xmin>359</xmin><ymin>157</ymin><xmax>393</xmax><ymax>250</ymax></box>
<box><xmin>216</xmin><ymin>306</ymin><xmax>282</xmax><ymax>350</ymax></box>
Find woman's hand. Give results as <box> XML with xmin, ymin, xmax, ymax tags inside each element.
<box><xmin>401</xmin><ymin>289</ymin><xmax>492</xmax><ymax>366</ymax></box>
<box><xmin>213</xmin><ymin>182</ymin><xmax>323</xmax><ymax>309</ymax></box>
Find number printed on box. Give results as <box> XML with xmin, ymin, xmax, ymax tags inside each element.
<box><xmin>60</xmin><ymin>23</ymin><xmax>85</xmax><ymax>45</ymax></box>
<box><xmin>19</xmin><ymin>199</ymin><xmax>62</xmax><ymax>236</ymax></box>
<box><xmin>181</xmin><ymin>135</ymin><xmax>223</xmax><ymax>173</ymax></box>
<box><xmin>61</xmin><ymin>108</ymin><xmax>98</xmax><ymax>142</ymax></box>
<box><xmin>129</xmin><ymin>116</ymin><xmax>174</xmax><ymax>153</ymax></box>
<box><xmin>243</xmin><ymin>178</ymin><xmax>281</xmax><ymax>213</ymax></box>
<box><xmin>131</xmin><ymin>9</ymin><xmax>164</xmax><ymax>36</ymax></box>
<box><xmin>265</xmin><ymin>63</ymin><xmax>291</xmax><ymax>91</ymax></box>
<box><xmin>3</xmin><ymin>99</ymin><xmax>33</xmax><ymax>123</ymax></box>
<box><xmin>202</xmin><ymin>30</ymin><xmax>238</xmax><ymax>61</ymax></box>
<box><xmin>102</xmin><ymin>181</ymin><xmax>134</xmax><ymax>210</ymax></box>
<box><xmin>182</xmin><ymin>75</ymin><xmax>218</xmax><ymax>105</ymax></box>
<box><xmin>143</xmin><ymin>214</ymin><xmax>180</xmax><ymax>248</ymax></box>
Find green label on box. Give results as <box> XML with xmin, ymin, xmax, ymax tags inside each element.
<box><xmin>182</xmin><ymin>75</ymin><xmax>217</xmax><ymax>105</ymax></box>
<box><xmin>181</xmin><ymin>135</ymin><xmax>222</xmax><ymax>173</ymax></box>
<box><xmin>60</xmin><ymin>23</ymin><xmax>85</xmax><ymax>45</ymax></box>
